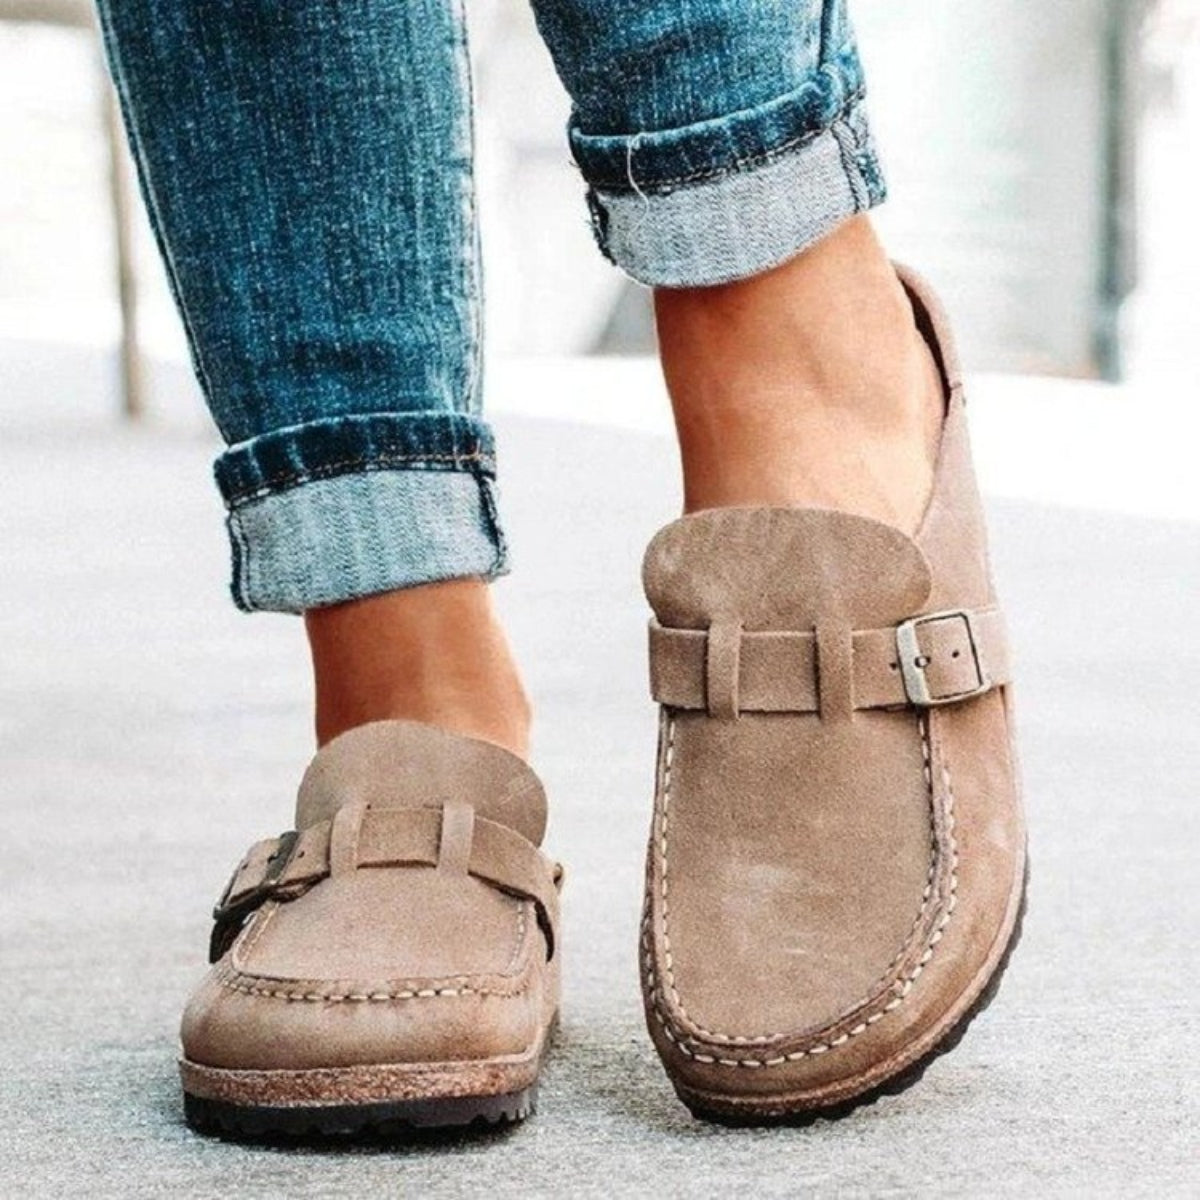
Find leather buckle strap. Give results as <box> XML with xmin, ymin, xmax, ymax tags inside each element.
<box><xmin>648</xmin><ymin>606</ymin><xmax>1009</xmax><ymax>715</ymax></box>
<box><xmin>208</xmin><ymin>809</ymin><xmax>563</xmax><ymax>964</ymax></box>
<box><xmin>895</xmin><ymin>609</ymin><xmax>990</xmax><ymax>706</ymax></box>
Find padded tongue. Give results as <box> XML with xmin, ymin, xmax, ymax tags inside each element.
<box><xmin>294</xmin><ymin>719</ymin><xmax>547</xmax><ymax>845</ymax></box>
<box><xmin>643</xmin><ymin>507</ymin><xmax>933</xmax><ymax>630</ymax></box>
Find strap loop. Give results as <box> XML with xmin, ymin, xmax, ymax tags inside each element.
<box><xmin>437</xmin><ymin>800</ymin><xmax>475</xmax><ymax>876</ymax></box>
<box><xmin>705</xmin><ymin>618</ymin><xmax>743</xmax><ymax>719</ymax></box>
<box><xmin>814</xmin><ymin>621</ymin><xmax>854</xmax><ymax>723</ymax></box>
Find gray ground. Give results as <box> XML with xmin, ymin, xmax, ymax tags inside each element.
<box><xmin>2</xmin><ymin>414</ymin><xmax>1198</xmax><ymax>1198</ymax></box>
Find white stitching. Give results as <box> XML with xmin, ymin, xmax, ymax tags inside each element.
<box><xmin>503</xmin><ymin>901</ymin><xmax>529</xmax><ymax>975</ymax></box>
<box><xmin>218</xmin><ymin>976</ymin><xmax>479</xmax><ymax>1003</ymax></box>
<box><xmin>229</xmin><ymin>901</ymin><xmax>276</xmax><ymax>970</ymax></box>
<box><xmin>648</xmin><ymin>712</ymin><xmax>959</xmax><ymax>1066</ymax></box>
<box><xmin>216</xmin><ymin>956</ymin><xmax>533</xmax><ymax>1004</ymax></box>
<box><xmin>221</xmin><ymin>894</ymin><xmax>533</xmax><ymax>1005</ymax></box>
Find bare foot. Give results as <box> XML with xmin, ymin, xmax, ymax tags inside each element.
<box><xmin>305</xmin><ymin>578</ymin><xmax>531</xmax><ymax>757</ymax></box>
<box><xmin>655</xmin><ymin>215</ymin><xmax>944</xmax><ymax>534</ymax></box>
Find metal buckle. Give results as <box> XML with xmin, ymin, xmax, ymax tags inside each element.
<box><xmin>209</xmin><ymin>831</ymin><xmax>299</xmax><ymax>963</ymax></box>
<box><xmin>895</xmin><ymin>609</ymin><xmax>989</xmax><ymax>707</ymax></box>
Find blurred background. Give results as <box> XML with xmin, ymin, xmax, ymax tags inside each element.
<box><xmin>1</xmin><ymin>0</ymin><xmax>1198</xmax><ymax>431</ymax></box>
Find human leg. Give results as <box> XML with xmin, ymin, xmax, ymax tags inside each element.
<box><xmin>656</xmin><ymin>216</ymin><xmax>943</xmax><ymax>533</ymax></box>
<box><xmin>96</xmin><ymin>0</ymin><xmax>529</xmax><ymax>753</ymax></box>
<box><xmin>529</xmin><ymin>0</ymin><xmax>938</xmax><ymax>532</ymax></box>
<box><xmin>95</xmin><ymin>0</ymin><xmax>555</xmax><ymax>1135</ymax></box>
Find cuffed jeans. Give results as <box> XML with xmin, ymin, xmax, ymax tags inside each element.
<box><xmin>94</xmin><ymin>0</ymin><xmax>885</xmax><ymax>613</ymax></box>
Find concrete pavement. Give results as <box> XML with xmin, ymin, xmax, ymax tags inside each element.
<box><xmin>2</xmin><ymin>407</ymin><xmax>1197</xmax><ymax>1197</ymax></box>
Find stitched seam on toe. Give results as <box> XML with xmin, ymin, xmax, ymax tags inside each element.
<box><xmin>215</xmin><ymin>957</ymin><xmax>534</xmax><ymax>1004</ymax></box>
<box><xmin>220</xmin><ymin>901</ymin><xmax>536</xmax><ymax>1004</ymax></box>
<box><xmin>227</xmin><ymin>873</ymin><xmax>532</xmax><ymax>995</ymax></box>
<box><xmin>650</xmin><ymin>712</ymin><xmax>959</xmax><ymax>1063</ymax></box>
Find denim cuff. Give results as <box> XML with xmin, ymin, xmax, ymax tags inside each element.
<box><xmin>214</xmin><ymin>412</ymin><xmax>507</xmax><ymax>613</ymax></box>
<box><xmin>570</xmin><ymin>45</ymin><xmax>886</xmax><ymax>286</ymax></box>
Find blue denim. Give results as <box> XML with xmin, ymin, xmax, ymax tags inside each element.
<box><xmin>95</xmin><ymin>0</ymin><xmax>884</xmax><ymax>613</ymax></box>
<box><xmin>532</xmin><ymin>0</ymin><xmax>883</xmax><ymax>283</ymax></box>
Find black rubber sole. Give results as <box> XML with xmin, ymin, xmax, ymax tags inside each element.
<box><xmin>684</xmin><ymin>863</ymin><xmax>1030</xmax><ymax>1127</ymax></box>
<box><xmin>183</xmin><ymin>1086</ymin><xmax>535</xmax><ymax>1143</ymax></box>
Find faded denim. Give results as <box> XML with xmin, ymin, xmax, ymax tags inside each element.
<box><xmin>95</xmin><ymin>0</ymin><xmax>883</xmax><ymax>613</ymax></box>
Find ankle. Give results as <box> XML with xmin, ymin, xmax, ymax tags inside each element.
<box><xmin>305</xmin><ymin>579</ymin><xmax>532</xmax><ymax>758</ymax></box>
<box><xmin>655</xmin><ymin>216</ymin><xmax>944</xmax><ymax>532</ymax></box>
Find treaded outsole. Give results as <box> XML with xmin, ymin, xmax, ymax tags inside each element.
<box><xmin>682</xmin><ymin>862</ymin><xmax>1030</xmax><ymax>1126</ymax></box>
<box><xmin>183</xmin><ymin>1086</ymin><xmax>535</xmax><ymax>1143</ymax></box>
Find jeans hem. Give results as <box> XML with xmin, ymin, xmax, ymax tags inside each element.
<box><xmin>584</xmin><ymin>96</ymin><xmax>885</xmax><ymax>288</ymax></box>
<box><xmin>215</xmin><ymin>412</ymin><xmax>507</xmax><ymax>613</ymax></box>
<box><xmin>568</xmin><ymin>42</ymin><xmax>870</xmax><ymax>192</ymax></box>
<box><xmin>215</xmin><ymin>411</ymin><xmax>495</xmax><ymax>505</ymax></box>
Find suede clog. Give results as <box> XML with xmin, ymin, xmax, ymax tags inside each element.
<box><xmin>639</xmin><ymin>267</ymin><xmax>1026</xmax><ymax>1121</ymax></box>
